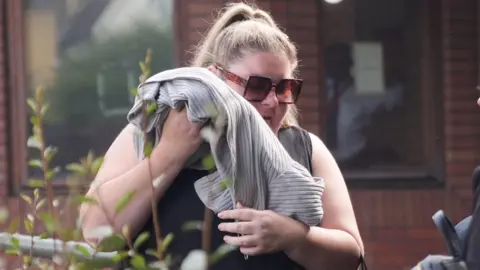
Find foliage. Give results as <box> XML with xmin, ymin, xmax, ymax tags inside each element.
<box><xmin>0</xmin><ymin>49</ymin><xmax>235</xmax><ymax>270</ymax></box>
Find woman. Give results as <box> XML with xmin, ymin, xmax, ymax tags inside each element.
<box><xmin>79</xmin><ymin>3</ymin><xmax>364</xmax><ymax>269</ymax></box>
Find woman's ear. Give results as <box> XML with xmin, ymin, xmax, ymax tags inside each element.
<box><xmin>207</xmin><ymin>65</ymin><xmax>220</xmax><ymax>76</ymax></box>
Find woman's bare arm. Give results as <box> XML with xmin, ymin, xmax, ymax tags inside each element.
<box><xmin>285</xmin><ymin>133</ymin><xmax>364</xmax><ymax>269</ymax></box>
<box><xmin>78</xmin><ymin>124</ymin><xmax>185</xmax><ymax>242</ymax></box>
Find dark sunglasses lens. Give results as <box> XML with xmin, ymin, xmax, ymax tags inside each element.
<box><xmin>276</xmin><ymin>80</ymin><xmax>301</xmax><ymax>103</ymax></box>
<box><xmin>244</xmin><ymin>76</ymin><xmax>271</xmax><ymax>101</ymax></box>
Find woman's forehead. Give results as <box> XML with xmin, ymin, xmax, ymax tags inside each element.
<box><xmin>230</xmin><ymin>52</ymin><xmax>291</xmax><ymax>79</ymax></box>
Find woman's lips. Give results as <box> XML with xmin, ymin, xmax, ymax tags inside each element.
<box><xmin>262</xmin><ymin>116</ymin><xmax>272</xmax><ymax>125</ymax></box>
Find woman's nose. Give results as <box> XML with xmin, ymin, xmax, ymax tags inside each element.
<box><xmin>262</xmin><ymin>88</ymin><xmax>279</xmax><ymax>107</ymax></box>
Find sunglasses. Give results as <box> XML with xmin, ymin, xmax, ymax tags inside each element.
<box><xmin>215</xmin><ymin>65</ymin><xmax>302</xmax><ymax>104</ymax></box>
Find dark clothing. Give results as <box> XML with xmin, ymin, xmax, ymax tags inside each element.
<box><xmin>116</xmin><ymin>126</ymin><xmax>313</xmax><ymax>270</ymax></box>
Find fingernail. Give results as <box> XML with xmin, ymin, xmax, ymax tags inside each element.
<box><xmin>218</xmin><ymin>212</ymin><xmax>224</xmax><ymax>218</ymax></box>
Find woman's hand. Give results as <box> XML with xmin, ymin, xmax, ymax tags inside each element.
<box><xmin>217</xmin><ymin>203</ymin><xmax>309</xmax><ymax>256</ymax></box>
<box><xmin>153</xmin><ymin>108</ymin><xmax>204</xmax><ymax>164</ymax></box>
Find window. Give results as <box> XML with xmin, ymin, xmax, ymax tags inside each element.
<box><xmin>321</xmin><ymin>0</ymin><xmax>443</xmax><ymax>182</ymax></box>
<box><xmin>8</xmin><ymin>0</ymin><xmax>175</xmax><ymax>190</ymax></box>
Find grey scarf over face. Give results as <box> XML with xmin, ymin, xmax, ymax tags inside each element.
<box><xmin>127</xmin><ymin>67</ymin><xmax>325</xmax><ymax>226</ymax></box>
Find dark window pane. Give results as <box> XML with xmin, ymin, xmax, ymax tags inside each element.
<box><xmin>323</xmin><ymin>0</ymin><xmax>427</xmax><ymax>171</ymax></box>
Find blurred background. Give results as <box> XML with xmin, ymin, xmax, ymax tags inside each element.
<box><xmin>1</xmin><ymin>0</ymin><xmax>479</xmax><ymax>269</ymax></box>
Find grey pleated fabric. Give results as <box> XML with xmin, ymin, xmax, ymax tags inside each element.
<box><xmin>127</xmin><ymin>67</ymin><xmax>325</xmax><ymax>226</ymax></box>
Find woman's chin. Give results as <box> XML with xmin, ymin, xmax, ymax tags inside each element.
<box><xmin>269</xmin><ymin>123</ymin><xmax>283</xmax><ymax>134</ymax></box>
<box><xmin>261</xmin><ymin>118</ymin><xmax>282</xmax><ymax>134</ymax></box>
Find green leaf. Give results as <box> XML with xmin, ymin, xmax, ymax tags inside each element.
<box><xmin>86</xmin><ymin>151</ymin><xmax>94</xmax><ymax>165</ymax></box>
<box><xmin>130</xmin><ymin>254</ymin><xmax>147</xmax><ymax>269</ymax></box>
<box><xmin>115</xmin><ymin>191</ymin><xmax>136</xmax><ymax>215</ymax></box>
<box><xmin>34</xmin><ymin>86</ymin><xmax>45</xmax><ymax>102</ymax></box>
<box><xmin>59</xmin><ymin>227</ymin><xmax>76</xmax><ymax>242</ymax></box>
<box><xmin>161</xmin><ymin>233</ymin><xmax>174</xmax><ymax>252</ymax></box>
<box><xmin>91</xmin><ymin>156</ymin><xmax>104</xmax><ymax>175</ymax></box>
<box><xmin>219</xmin><ymin>177</ymin><xmax>234</xmax><ymax>191</ymax></box>
<box><xmin>39</xmin><ymin>232</ymin><xmax>48</xmax><ymax>239</ymax></box>
<box><xmin>35</xmin><ymin>198</ymin><xmax>46</xmax><ymax>211</ymax></box>
<box><xmin>202</xmin><ymin>154</ymin><xmax>216</xmax><ymax>170</ymax></box>
<box><xmin>139</xmin><ymin>61</ymin><xmax>147</xmax><ymax>73</ymax></box>
<box><xmin>24</xmin><ymin>219</ymin><xmax>34</xmax><ymax>234</ymax></box>
<box><xmin>181</xmin><ymin>220</ymin><xmax>203</xmax><ymax>232</ymax></box>
<box><xmin>164</xmin><ymin>254</ymin><xmax>173</xmax><ymax>267</ymax></box>
<box><xmin>96</xmin><ymin>235</ymin><xmax>126</xmax><ymax>252</ymax></box>
<box><xmin>20</xmin><ymin>194</ymin><xmax>32</xmax><ymax>205</ymax></box>
<box><xmin>0</xmin><ymin>207</ymin><xmax>9</xmax><ymax>223</ymax></box>
<box><xmin>5</xmin><ymin>248</ymin><xmax>19</xmax><ymax>255</ymax></box>
<box><xmin>45</xmin><ymin>167</ymin><xmax>60</xmax><ymax>181</ymax></box>
<box><xmin>133</xmin><ymin>231</ymin><xmax>150</xmax><ymax>250</ymax></box>
<box><xmin>75</xmin><ymin>259</ymin><xmax>118</xmax><ymax>270</ymax></box>
<box><xmin>27</xmin><ymin>99</ymin><xmax>37</xmax><ymax>112</ymax></box>
<box><xmin>33</xmin><ymin>188</ymin><xmax>39</xmax><ymax>199</ymax></box>
<box><xmin>121</xmin><ymin>225</ymin><xmax>130</xmax><ymax>239</ymax></box>
<box><xmin>44</xmin><ymin>146</ymin><xmax>58</xmax><ymax>162</ymax></box>
<box><xmin>38</xmin><ymin>212</ymin><xmax>56</xmax><ymax>233</ymax></box>
<box><xmin>112</xmin><ymin>251</ymin><xmax>129</xmax><ymax>262</ymax></box>
<box><xmin>130</xmin><ymin>88</ymin><xmax>138</xmax><ymax>97</ymax></box>
<box><xmin>40</xmin><ymin>103</ymin><xmax>50</xmax><ymax>117</ymax></box>
<box><xmin>145</xmin><ymin>248</ymin><xmax>158</xmax><ymax>257</ymax></box>
<box><xmin>146</xmin><ymin>102</ymin><xmax>157</xmax><ymax>115</ymax></box>
<box><xmin>23</xmin><ymin>255</ymin><xmax>31</xmax><ymax>266</ymax></box>
<box><xmin>29</xmin><ymin>115</ymin><xmax>39</xmax><ymax>126</ymax></box>
<box><xmin>8</xmin><ymin>216</ymin><xmax>20</xmax><ymax>234</ymax></box>
<box><xmin>26</xmin><ymin>136</ymin><xmax>41</xmax><ymax>149</ymax></box>
<box><xmin>66</xmin><ymin>163</ymin><xmax>85</xmax><ymax>175</ymax></box>
<box><xmin>209</xmin><ymin>244</ymin><xmax>238</xmax><ymax>264</ymax></box>
<box><xmin>74</xmin><ymin>244</ymin><xmax>91</xmax><ymax>258</ymax></box>
<box><xmin>10</xmin><ymin>237</ymin><xmax>20</xmax><ymax>249</ymax></box>
<box><xmin>72</xmin><ymin>195</ymin><xmax>98</xmax><ymax>206</ymax></box>
<box><xmin>28</xmin><ymin>179</ymin><xmax>44</xmax><ymax>188</ymax></box>
<box><xmin>143</xmin><ymin>140</ymin><xmax>153</xmax><ymax>158</ymax></box>
<box><xmin>28</xmin><ymin>159</ymin><xmax>43</xmax><ymax>169</ymax></box>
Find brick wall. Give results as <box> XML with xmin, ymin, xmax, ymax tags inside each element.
<box><xmin>0</xmin><ymin>0</ymin><xmax>7</xmax><ymax>198</ymax></box>
<box><xmin>351</xmin><ymin>0</ymin><xmax>479</xmax><ymax>268</ymax></box>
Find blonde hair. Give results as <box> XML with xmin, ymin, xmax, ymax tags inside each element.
<box><xmin>191</xmin><ymin>2</ymin><xmax>300</xmax><ymax>127</ymax></box>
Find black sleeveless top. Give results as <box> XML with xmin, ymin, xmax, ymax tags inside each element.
<box><xmin>117</xmin><ymin>126</ymin><xmax>313</xmax><ymax>270</ymax></box>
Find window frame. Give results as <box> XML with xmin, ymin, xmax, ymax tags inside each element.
<box><xmin>319</xmin><ymin>0</ymin><xmax>445</xmax><ymax>188</ymax></box>
<box><xmin>7</xmin><ymin>0</ymin><xmax>30</xmax><ymax>195</ymax></box>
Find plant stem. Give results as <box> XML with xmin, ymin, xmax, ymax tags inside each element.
<box><xmin>141</xmin><ymin>103</ymin><xmax>163</xmax><ymax>259</ymax></box>
<box><xmin>202</xmin><ymin>207</ymin><xmax>213</xmax><ymax>270</ymax></box>
<box><xmin>35</xmin><ymin>88</ymin><xmax>58</xmax><ymax>269</ymax></box>
<box><xmin>148</xmin><ymin>157</ymin><xmax>163</xmax><ymax>259</ymax></box>
<box><xmin>139</xmin><ymin>49</ymin><xmax>163</xmax><ymax>259</ymax></box>
<box><xmin>28</xmin><ymin>206</ymin><xmax>36</xmax><ymax>267</ymax></box>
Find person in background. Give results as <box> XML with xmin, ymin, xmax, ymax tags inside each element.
<box><xmin>325</xmin><ymin>42</ymin><xmax>403</xmax><ymax>169</ymax></box>
<box><xmin>79</xmin><ymin>3</ymin><xmax>364</xmax><ymax>270</ymax></box>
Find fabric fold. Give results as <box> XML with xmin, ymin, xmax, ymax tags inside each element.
<box><xmin>127</xmin><ymin>67</ymin><xmax>325</xmax><ymax>226</ymax></box>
